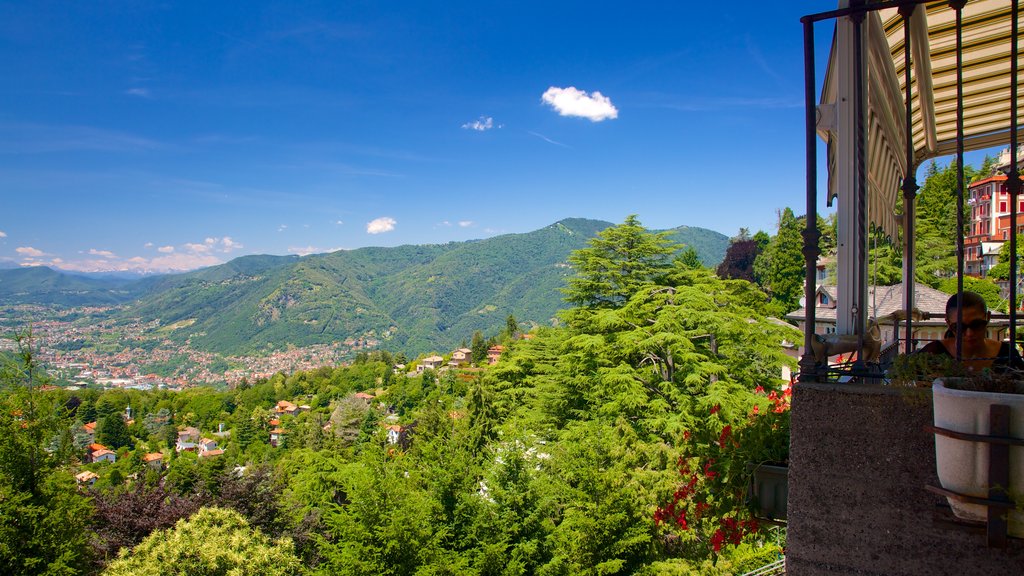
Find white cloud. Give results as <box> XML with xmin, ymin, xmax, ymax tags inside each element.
<box><xmin>366</xmin><ymin>217</ymin><xmax>396</xmax><ymax>234</ymax></box>
<box><xmin>143</xmin><ymin>242</ymin><xmax>153</xmax><ymax>248</ymax></box>
<box><xmin>220</xmin><ymin>236</ymin><xmax>243</xmax><ymax>252</ymax></box>
<box><xmin>0</xmin><ymin>231</ymin><xmax>6</xmax><ymax>238</ymax></box>
<box><xmin>125</xmin><ymin>88</ymin><xmax>150</xmax><ymax>97</ymax></box>
<box><xmin>441</xmin><ymin>221</ymin><xmax>452</xmax><ymax>227</ymax></box>
<box><xmin>157</xmin><ymin>245</ymin><xmax>175</xmax><ymax>253</ymax></box>
<box><xmin>541</xmin><ymin>86</ymin><xmax>618</xmax><ymax>121</ymax></box>
<box><xmin>458</xmin><ymin>220</ymin><xmax>474</xmax><ymax>228</ymax></box>
<box><xmin>288</xmin><ymin>245</ymin><xmax>342</xmax><ymax>256</ymax></box>
<box><xmin>88</xmin><ymin>248</ymin><xmax>116</xmax><ymax>258</ymax></box>
<box><xmin>335</xmin><ymin>220</ymin><xmax>344</xmax><ymax>225</ymax></box>
<box><xmin>183</xmin><ymin>236</ymin><xmax>242</xmax><ymax>254</ymax></box>
<box><xmin>462</xmin><ymin>116</ymin><xmax>496</xmax><ymax>131</ymax></box>
<box><xmin>15</xmin><ymin>246</ymin><xmax>46</xmax><ymax>257</ymax></box>
<box><xmin>278</xmin><ymin>224</ymin><xmax>288</xmax><ymax>232</ymax></box>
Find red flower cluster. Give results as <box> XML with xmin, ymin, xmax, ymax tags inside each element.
<box><xmin>717</xmin><ymin>425</ymin><xmax>732</xmax><ymax>448</ymax></box>
<box><xmin>710</xmin><ymin>517</ymin><xmax>759</xmax><ymax>551</ymax></box>
<box><xmin>752</xmin><ymin>385</ymin><xmax>792</xmax><ymax>415</ymax></box>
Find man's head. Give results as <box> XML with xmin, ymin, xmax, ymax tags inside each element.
<box><xmin>945</xmin><ymin>291</ymin><xmax>989</xmax><ymax>343</ymax></box>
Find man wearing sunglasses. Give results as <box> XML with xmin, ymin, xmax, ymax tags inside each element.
<box><xmin>920</xmin><ymin>291</ymin><xmax>1024</xmax><ymax>372</ymax></box>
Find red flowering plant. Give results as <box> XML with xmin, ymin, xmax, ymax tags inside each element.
<box><xmin>654</xmin><ymin>383</ymin><xmax>791</xmax><ymax>559</ymax></box>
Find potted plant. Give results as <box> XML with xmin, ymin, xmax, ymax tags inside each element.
<box><xmin>932</xmin><ymin>371</ymin><xmax>1024</xmax><ymax>536</ymax></box>
<box><xmin>888</xmin><ymin>352</ymin><xmax>965</xmax><ymax>387</ymax></box>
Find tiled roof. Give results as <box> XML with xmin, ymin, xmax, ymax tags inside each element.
<box><xmin>786</xmin><ymin>283</ymin><xmax>950</xmax><ymax>322</ymax></box>
<box><xmin>143</xmin><ymin>452</ymin><xmax>163</xmax><ymax>462</ymax></box>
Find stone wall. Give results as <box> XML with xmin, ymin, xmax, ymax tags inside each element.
<box><xmin>786</xmin><ymin>382</ymin><xmax>1024</xmax><ymax>575</ymax></box>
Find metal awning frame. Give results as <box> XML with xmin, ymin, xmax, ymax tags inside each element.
<box><xmin>798</xmin><ymin>0</ymin><xmax>1021</xmax><ymax>382</ymax></box>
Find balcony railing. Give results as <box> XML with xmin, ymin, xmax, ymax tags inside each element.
<box><xmin>799</xmin><ymin>0</ymin><xmax>1022</xmax><ymax>382</ymax></box>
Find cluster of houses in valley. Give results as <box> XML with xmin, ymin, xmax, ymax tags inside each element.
<box><xmin>412</xmin><ymin>344</ymin><xmax>505</xmax><ymax>374</ymax></box>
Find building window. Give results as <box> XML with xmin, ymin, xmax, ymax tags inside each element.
<box><xmin>1001</xmin><ymin>201</ymin><xmax>1008</xmax><ymax>212</ymax></box>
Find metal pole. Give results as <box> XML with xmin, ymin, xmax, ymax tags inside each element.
<box><xmin>952</xmin><ymin>0</ymin><xmax>966</xmax><ymax>360</ymax></box>
<box><xmin>799</xmin><ymin>17</ymin><xmax>821</xmax><ymax>382</ymax></box>
<box><xmin>853</xmin><ymin>9</ymin><xmax>868</xmax><ymax>371</ymax></box>
<box><xmin>1010</xmin><ymin>0</ymin><xmax>1020</xmax><ymax>358</ymax></box>
<box><xmin>900</xmin><ymin>4</ymin><xmax>918</xmax><ymax>353</ymax></box>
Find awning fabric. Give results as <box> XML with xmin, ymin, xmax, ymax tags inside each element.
<box><xmin>819</xmin><ymin>0</ymin><xmax>1024</xmax><ymax>238</ymax></box>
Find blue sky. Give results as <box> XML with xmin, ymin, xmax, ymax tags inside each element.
<box><xmin>0</xmin><ymin>1</ymin><xmax>995</xmax><ymax>273</ymax></box>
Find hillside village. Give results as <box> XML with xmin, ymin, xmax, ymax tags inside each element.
<box><xmin>66</xmin><ymin>335</ymin><xmax>515</xmax><ymax>492</ymax></box>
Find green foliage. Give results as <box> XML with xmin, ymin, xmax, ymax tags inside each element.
<box><xmin>102</xmin><ymin>507</ymin><xmax>301</xmax><ymax>576</ymax></box>
<box><xmin>471</xmin><ymin>330</ymin><xmax>489</xmax><ymax>365</ymax></box>
<box><xmin>752</xmin><ymin>208</ymin><xmax>808</xmax><ymax>315</ymax></box>
<box><xmin>564</xmin><ymin>215</ymin><xmax>679</xmax><ymax>309</ymax></box>
<box><xmin>98</xmin><ymin>412</ymin><xmax>131</xmax><ymax>450</ymax></box>
<box><xmin>936</xmin><ymin>276</ymin><xmax>1004</xmax><ymax>312</ymax></box>
<box><xmin>0</xmin><ymin>335</ymin><xmax>93</xmax><ymax>575</ymax></box>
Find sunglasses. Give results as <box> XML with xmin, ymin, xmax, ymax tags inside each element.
<box><xmin>949</xmin><ymin>319</ymin><xmax>989</xmax><ymax>332</ymax></box>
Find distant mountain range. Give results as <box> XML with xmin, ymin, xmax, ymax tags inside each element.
<box><xmin>0</xmin><ymin>218</ymin><xmax>729</xmax><ymax>355</ymax></box>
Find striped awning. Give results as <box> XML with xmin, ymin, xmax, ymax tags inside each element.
<box><xmin>819</xmin><ymin>0</ymin><xmax>1023</xmax><ymax>238</ymax></box>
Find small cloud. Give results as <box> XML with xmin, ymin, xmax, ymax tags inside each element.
<box><xmin>441</xmin><ymin>221</ymin><xmax>452</xmax><ymax>227</ymax></box>
<box><xmin>125</xmin><ymin>88</ymin><xmax>151</xmax><ymax>97</ymax></box>
<box><xmin>15</xmin><ymin>246</ymin><xmax>46</xmax><ymax>257</ymax></box>
<box><xmin>143</xmin><ymin>242</ymin><xmax>153</xmax><ymax>248</ymax></box>
<box><xmin>0</xmin><ymin>231</ymin><xmax>6</xmax><ymax>238</ymax></box>
<box><xmin>184</xmin><ymin>236</ymin><xmax>242</xmax><ymax>254</ymax></box>
<box><xmin>462</xmin><ymin>116</ymin><xmax>497</xmax><ymax>131</ymax></box>
<box><xmin>366</xmin><ymin>217</ymin><xmax>396</xmax><ymax>234</ymax></box>
<box><xmin>88</xmin><ymin>248</ymin><xmax>116</xmax><ymax>258</ymax></box>
<box><xmin>278</xmin><ymin>224</ymin><xmax>288</xmax><ymax>232</ymax></box>
<box><xmin>157</xmin><ymin>245</ymin><xmax>174</xmax><ymax>253</ymax></box>
<box><xmin>288</xmin><ymin>246</ymin><xmax>320</xmax><ymax>256</ymax></box>
<box><xmin>220</xmin><ymin>236</ymin><xmax>243</xmax><ymax>252</ymax></box>
<box><xmin>458</xmin><ymin>220</ymin><xmax>474</xmax><ymax>228</ymax></box>
<box><xmin>541</xmin><ymin>86</ymin><xmax>618</xmax><ymax>121</ymax></box>
<box><xmin>287</xmin><ymin>245</ymin><xmax>342</xmax><ymax>256</ymax></box>
<box><xmin>335</xmin><ymin>220</ymin><xmax>344</xmax><ymax>225</ymax></box>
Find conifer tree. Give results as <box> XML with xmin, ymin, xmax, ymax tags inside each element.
<box><xmin>564</xmin><ymin>215</ymin><xmax>679</xmax><ymax>309</ymax></box>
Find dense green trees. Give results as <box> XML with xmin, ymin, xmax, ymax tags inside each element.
<box><xmin>0</xmin><ymin>336</ymin><xmax>93</xmax><ymax>575</ymax></box>
<box><xmin>97</xmin><ymin>412</ymin><xmax>131</xmax><ymax>450</ymax></box>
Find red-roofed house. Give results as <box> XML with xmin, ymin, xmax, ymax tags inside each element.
<box><xmin>75</xmin><ymin>470</ymin><xmax>98</xmax><ymax>487</ymax></box>
<box><xmin>91</xmin><ymin>449</ymin><xmax>116</xmax><ymax>463</ymax></box>
<box><xmin>198</xmin><ymin>448</ymin><xmax>225</xmax><ymax>459</ymax></box>
<box><xmin>417</xmin><ymin>355</ymin><xmax>444</xmax><ymax>373</ymax></box>
<box><xmin>487</xmin><ymin>345</ymin><xmax>505</xmax><ymax>365</ymax></box>
<box><xmin>275</xmin><ymin>401</ymin><xmax>299</xmax><ymax>416</ymax></box>
<box><xmin>270</xmin><ymin>428</ymin><xmax>287</xmax><ymax>448</ymax></box>
<box><xmin>449</xmin><ymin>348</ymin><xmax>472</xmax><ymax>367</ymax></box>
<box><xmin>143</xmin><ymin>452</ymin><xmax>164</xmax><ymax>470</ymax></box>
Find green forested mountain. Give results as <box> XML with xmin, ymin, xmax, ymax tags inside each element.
<box><xmin>1</xmin><ymin>219</ymin><xmax>729</xmax><ymax>355</ymax></box>
<box><xmin>0</xmin><ymin>266</ymin><xmax>138</xmax><ymax>306</ymax></box>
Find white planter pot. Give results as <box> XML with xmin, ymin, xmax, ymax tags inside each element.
<box><xmin>932</xmin><ymin>379</ymin><xmax>1024</xmax><ymax>536</ymax></box>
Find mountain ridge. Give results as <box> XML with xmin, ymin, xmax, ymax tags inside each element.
<box><xmin>1</xmin><ymin>218</ymin><xmax>730</xmax><ymax>356</ymax></box>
